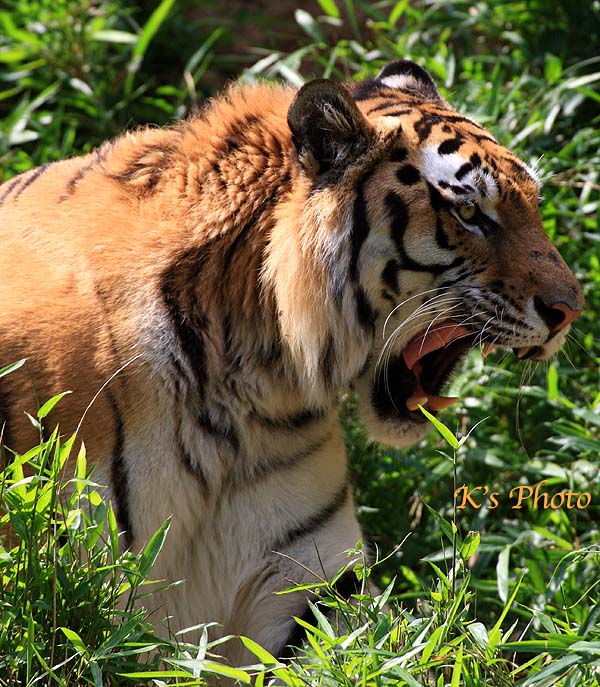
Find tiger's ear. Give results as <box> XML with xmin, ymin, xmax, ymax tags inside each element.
<box><xmin>288</xmin><ymin>79</ymin><xmax>374</xmax><ymax>178</ymax></box>
<box><xmin>376</xmin><ymin>60</ymin><xmax>442</xmax><ymax>102</ymax></box>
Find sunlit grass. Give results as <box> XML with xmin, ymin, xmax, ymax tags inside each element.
<box><xmin>1</xmin><ymin>0</ymin><xmax>599</xmax><ymax>684</ymax></box>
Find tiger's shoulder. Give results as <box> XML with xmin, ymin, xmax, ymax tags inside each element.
<box><xmin>0</xmin><ymin>82</ymin><xmax>301</xmax><ymax>454</ymax></box>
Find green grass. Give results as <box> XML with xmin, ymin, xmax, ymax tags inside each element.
<box><xmin>2</xmin><ymin>390</ymin><xmax>599</xmax><ymax>685</ymax></box>
<box><xmin>1</xmin><ymin>0</ymin><xmax>600</xmax><ymax>684</ymax></box>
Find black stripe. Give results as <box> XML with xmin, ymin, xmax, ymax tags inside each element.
<box><xmin>13</xmin><ymin>163</ymin><xmax>51</xmax><ymax>200</ymax></box>
<box><xmin>390</xmin><ymin>147</ymin><xmax>408</xmax><ymax>163</ymax></box>
<box><xmin>174</xmin><ymin>380</ymin><xmax>210</xmax><ymax>492</ymax></box>
<box><xmin>251</xmin><ymin>407</ymin><xmax>325</xmax><ymax>431</ymax></box>
<box><xmin>437</xmin><ymin>265</ymin><xmax>487</xmax><ymax>288</ymax></box>
<box><xmin>349</xmin><ymin>177</ymin><xmax>370</xmax><ymax>282</ymax></box>
<box><xmin>210</xmin><ymin>160</ymin><xmax>227</xmax><ymax>191</ymax></box>
<box><xmin>396</xmin><ymin>164</ymin><xmax>420</xmax><ymax>185</ymax></box>
<box><xmin>168</xmin><ymin>352</ymin><xmax>188</xmax><ymax>389</ymax></box>
<box><xmin>355</xmin><ymin>286</ymin><xmax>376</xmax><ymax>330</ymax></box>
<box><xmin>278</xmin><ymin>605</ymin><xmax>315</xmax><ymax>660</ymax></box>
<box><xmin>473</xmin><ymin>132</ymin><xmax>498</xmax><ymax>145</ymax></box>
<box><xmin>198</xmin><ymin>411</ymin><xmax>239</xmax><ymax>451</ymax></box>
<box><xmin>349</xmin><ymin>177</ymin><xmax>376</xmax><ymax>330</ymax></box>
<box><xmin>438</xmin><ymin>180</ymin><xmax>474</xmax><ymax>197</ymax></box>
<box><xmin>482</xmin><ymin>296</ymin><xmax>528</xmax><ymax>327</ymax></box>
<box><xmin>427</xmin><ymin>181</ymin><xmax>453</xmax><ymax>212</ymax></box>
<box><xmin>320</xmin><ymin>335</ymin><xmax>336</xmax><ymax>390</ymax></box>
<box><xmin>214</xmin><ymin>114</ymin><xmax>259</xmax><ymax>161</ymax></box>
<box><xmin>272</xmin><ymin>481</ymin><xmax>349</xmax><ymax>551</ymax></box>
<box><xmin>61</xmin><ymin>145</ymin><xmax>110</xmax><ymax>201</ymax></box>
<box><xmin>381</xmin><ymin>259</ymin><xmax>400</xmax><ymax>294</ymax></box>
<box><xmin>469</xmin><ymin>206</ymin><xmax>501</xmax><ymax>237</ymax></box>
<box><xmin>224</xmin><ymin>136</ymin><xmax>241</xmax><ymax>154</ymax></box>
<box><xmin>221</xmin><ymin>313</ymin><xmax>242</xmax><ymax>373</ymax></box>
<box><xmin>256</xmin><ymin>336</ymin><xmax>284</xmax><ymax>371</ymax></box>
<box><xmin>387</xmin><ymin>190</ymin><xmax>409</xmax><ymax>250</ymax></box>
<box><xmin>178</xmin><ymin>441</ymin><xmax>210</xmax><ymax>492</ymax></box>
<box><xmin>413</xmin><ymin>113</ymin><xmax>442</xmax><ymax>142</ymax></box>
<box><xmin>366</xmin><ymin>100</ymin><xmax>399</xmax><ymax>114</ymax></box>
<box><xmin>470</xmin><ymin>152</ymin><xmax>482</xmax><ymax>168</ymax></box>
<box><xmin>107</xmin><ymin>389</ymin><xmax>133</xmax><ymax>547</ymax></box>
<box><xmin>350</xmin><ymin>79</ymin><xmax>382</xmax><ymax>101</ymax></box>
<box><xmin>435</xmin><ymin>217</ymin><xmax>454</xmax><ymax>250</ymax></box>
<box><xmin>438</xmin><ymin>137</ymin><xmax>463</xmax><ymax>155</ymax></box>
<box><xmin>0</xmin><ymin>175</ymin><xmax>26</xmax><ymax>207</ymax></box>
<box><xmin>161</xmin><ymin>247</ymin><xmax>209</xmax><ymax>394</ymax></box>
<box><xmin>110</xmin><ymin>142</ymin><xmax>177</xmax><ymax>194</ymax></box>
<box><xmin>356</xmin><ymin>352</ymin><xmax>371</xmax><ymax>380</ymax></box>
<box><xmin>386</xmin><ymin>190</ymin><xmax>464</xmax><ymax>275</ymax></box>
<box><xmin>381</xmin><ymin>109</ymin><xmax>412</xmax><ymax>118</ymax></box>
<box><xmin>220</xmin><ymin>203</ymin><xmax>283</xmax><ymax>373</ymax></box>
<box><xmin>331</xmin><ymin>569</ymin><xmax>363</xmax><ymax>599</ymax></box>
<box><xmin>162</xmin><ymin>188</ymin><xmax>282</xmax><ymax>409</ymax></box>
<box><xmin>413</xmin><ymin>111</ymin><xmax>495</xmax><ymax>144</ymax></box>
<box><xmin>500</xmin><ymin>155</ymin><xmax>536</xmax><ymax>181</ymax></box>
<box><xmin>427</xmin><ymin>110</ymin><xmax>493</xmax><ymax>135</ymax></box>
<box><xmin>235</xmin><ymin>430</ymin><xmax>333</xmax><ymax>489</ymax></box>
<box><xmin>455</xmin><ymin>161</ymin><xmax>474</xmax><ymax>180</ymax></box>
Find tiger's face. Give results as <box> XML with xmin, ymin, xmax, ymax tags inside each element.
<box><xmin>288</xmin><ymin>60</ymin><xmax>583</xmax><ymax>446</ymax></box>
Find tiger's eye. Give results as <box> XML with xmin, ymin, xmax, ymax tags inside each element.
<box><xmin>458</xmin><ymin>204</ymin><xmax>476</xmax><ymax>221</ymax></box>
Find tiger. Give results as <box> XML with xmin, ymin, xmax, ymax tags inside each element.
<box><xmin>0</xmin><ymin>59</ymin><xmax>583</xmax><ymax>665</ymax></box>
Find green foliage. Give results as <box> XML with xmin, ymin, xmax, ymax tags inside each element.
<box><xmin>0</xmin><ymin>0</ymin><xmax>212</xmax><ymax>178</ymax></box>
<box><xmin>0</xmin><ymin>388</ymin><xmax>257</xmax><ymax>686</ymax></box>
<box><xmin>0</xmin><ymin>411</ymin><xmax>165</xmax><ymax>684</ymax></box>
<box><xmin>1</xmin><ymin>0</ymin><xmax>600</xmax><ymax>684</ymax></box>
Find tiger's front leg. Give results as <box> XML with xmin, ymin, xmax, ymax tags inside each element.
<box><xmin>224</xmin><ymin>493</ymin><xmax>366</xmax><ymax>664</ymax></box>
<box><xmin>120</xmin><ymin>414</ymin><xmax>367</xmax><ymax>666</ymax></box>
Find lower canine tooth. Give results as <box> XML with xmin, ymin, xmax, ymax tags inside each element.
<box><xmin>426</xmin><ymin>396</ymin><xmax>459</xmax><ymax>411</ymax></box>
<box><xmin>407</xmin><ymin>396</ymin><xmax>429</xmax><ymax>411</ymax></box>
<box><xmin>517</xmin><ymin>346</ymin><xmax>533</xmax><ymax>359</ymax></box>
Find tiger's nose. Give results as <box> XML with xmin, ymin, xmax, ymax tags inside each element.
<box><xmin>534</xmin><ymin>297</ymin><xmax>582</xmax><ymax>333</ymax></box>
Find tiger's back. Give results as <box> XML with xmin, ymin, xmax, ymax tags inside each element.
<box><xmin>0</xmin><ymin>84</ymin><xmax>297</xmax><ymax>462</ymax></box>
<box><xmin>0</xmin><ymin>62</ymin><xmax>583</xmax><ymax>663</ymax></box>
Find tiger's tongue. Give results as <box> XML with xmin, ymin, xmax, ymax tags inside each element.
<box><xmin>402</xmin><ymin>322</ymin><xmax>471</xmax><ymax>412</ymax></box>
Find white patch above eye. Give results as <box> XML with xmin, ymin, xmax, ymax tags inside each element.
<box><xmin>420</xmin><ymin>144</ymin><xmax>499</xmax><ymax>205</ymax></box>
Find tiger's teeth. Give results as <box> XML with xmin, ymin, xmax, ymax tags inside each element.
<box><xmin>407</xmin><ymin>395</ymin><xmax>429</xmax><ymax>411</ymax></box>
<box><xmin>426</xmin><ymin>396</ymin><xmax>459</xmax><ymax>411</ymax></box>
<box><xmin>482</xmin><ymin>343</ymin><xmax>496</xmax><ymax>358</ymax></box>
<box><xmin>516</xmin><ymin>346</ymin><xmax>534</xmax><ymax>359</ymax></box>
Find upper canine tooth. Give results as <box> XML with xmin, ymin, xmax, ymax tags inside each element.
<box><xmin>482</xmin><ymin>343</ymin><xmax>497</xmax><ymax>358</ymax></box>
<box><xmin>516</xmin><ymin>346</ymin><xmax>534</xmax><ymax>359</ymax></box>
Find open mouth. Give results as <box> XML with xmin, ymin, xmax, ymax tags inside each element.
<box><xmin>376</xmin><ymin>318</ymin><xmax>549</xmax><ymax>420</ymax></box>
<box><xmin>378</xmin><ymin>320</ymin><xmax>493</xmax><ymax>418</ymax></box>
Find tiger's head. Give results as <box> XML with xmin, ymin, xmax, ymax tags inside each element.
<box><xmin>285</xmin><ymin>60</ymin><xmax>583</xmax><ymax>446</ymax></box>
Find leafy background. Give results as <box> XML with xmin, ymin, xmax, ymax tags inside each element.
<box><xmin>1</xmin><ymin>0</ymin><xmax>599</xmax><ymax>685</ymax></box>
